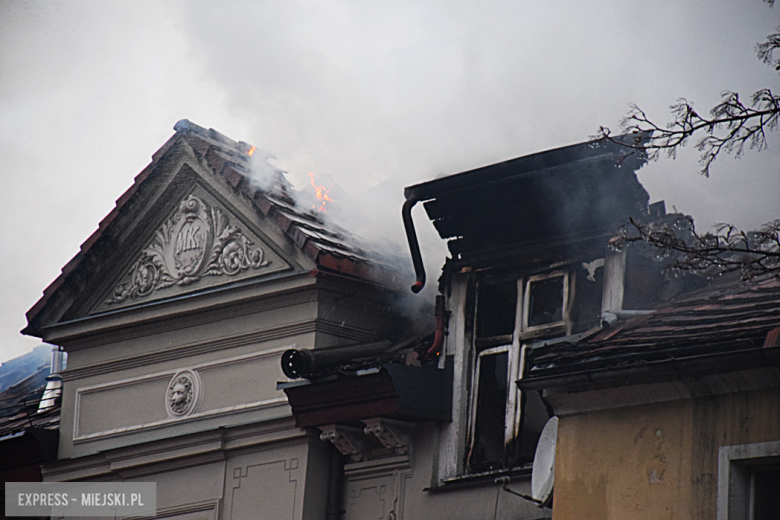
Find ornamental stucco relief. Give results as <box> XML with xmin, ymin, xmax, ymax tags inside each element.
<box><xmin>106</xmin><ymin>195</ymin><xmax>271</xmax><ymax>305</ymax></box>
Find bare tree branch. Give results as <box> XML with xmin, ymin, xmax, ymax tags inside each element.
<box><xmin>596</xmin><ymin>7</ymin><xmax>780</xmax><ymax>278</ymax></box>
<box><xmin>618</xmin><ymin>215</ymin><xmax>780</xmax><ymax>280</ymax></box>
<box><xmin>757</xmin><ymin>26</ymin><xmax>780</xmax><ymax>70</ymax></box>
<box><xmin>593</xmin><ymin>23</ymin><xmax>780</xmax><ymax>177</ymax></box>
<box><xmin>595</xmin><ymin>89</ymin><xmax>780</xmax><ymax>177</ymax></box>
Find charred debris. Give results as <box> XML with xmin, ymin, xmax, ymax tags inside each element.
<box><xmin>403</xmin><ymin>135</ymin><xmax>705</xmax><ymax>338</ymax></box>
<box><xmin>288</xmin><ymin>135</ymin><xmax>693</xmax><ymax>383</ymax></box>
<box><xmin>280</xmin><ymin>134</ymin><xmax>711</xmax><ymax>468</ymax></box>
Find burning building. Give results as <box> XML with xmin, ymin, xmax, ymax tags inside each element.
<box><xmin>22</xmin><ymin>121</ymin><xmax>780</xmax><ymax>519</ymax></box>
<box><xmin>282</xmin><ymin>135</ymin><xmax>780</xmax><ymax>519</ymax></box>
<box><xmin>395</xmin><ymin>136</ymin><xmax>780</xmax><ymax>519</ymax></box>
<box><xmin>277</xmin><ymin>136</ymin><xmax>679</xmax><ymax>518</ymax></box>
<box><xmin>21</xmin><ymin>120</ymin><xmax>417</xmax><ymax>519</ymax></box>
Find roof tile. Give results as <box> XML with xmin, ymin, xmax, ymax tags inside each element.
<box><xmin>527</xmin><ymin>272</ymin><xmax>780</xmax><ymax>380</ymax></box>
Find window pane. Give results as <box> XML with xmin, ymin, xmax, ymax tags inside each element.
<box><xmin>469</xmin><ymin>351</ymin><xmax>508</xmax><ymax>472</ymax></box>
<box><xmin>528</xmin><ymin>276</ymin><xmax>564</xmax><ymax>327</ymax></box>
<box><xmin>476</xmin><ymin>280</ymin><xmax>517</xmax><ymax>339</ymax></box>
<box><xmin>571</xmin><ymin>264</ymin><xmax>603</xmax><ymax>333</ymax></box>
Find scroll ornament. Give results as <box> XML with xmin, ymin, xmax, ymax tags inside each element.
<box><xmin>106</xmin><ymin>195</ymin><xmax>271</xmax><ymax>305</ymax></box>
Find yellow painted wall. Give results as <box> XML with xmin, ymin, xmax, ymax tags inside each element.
<box><xmin>552</xmin><ymin>387</ymin><xmax>780</xmax><ymax>520</ymax></box>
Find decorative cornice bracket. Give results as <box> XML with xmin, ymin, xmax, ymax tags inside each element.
<box><xmin>363</xmin><ymin>418</ymin><xmax>415</xmax><ymax>456</ymax></box>
<box><xmin>319</xmin><ymin>424</ymin><xmax>368</xmax><ymax>462</ymax></box>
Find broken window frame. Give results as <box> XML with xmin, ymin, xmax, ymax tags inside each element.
<box><xmin>521</xmin><ymin>270</ymin><xmax>570</xmax><ymax>337</ymax></box>
<box><xmin>474</xmin><ymin>278</ymin><xmax>518</xmax><ymax>348</ymax></box>
<box><xmin>467</xmin><ymin>272</ymin><xmax>570</xmax><ymax>473</ymax></box>
<box><xmin>466</xmin><ymin>342</ymin><xmax>522</xmax><ymax>473</ymax></box>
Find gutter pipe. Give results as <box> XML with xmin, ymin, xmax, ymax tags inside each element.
<box><xmin>281</xmin><ymin>340</ymin><xmax>392</xmax><ymax>379</ymax></box>
<box><xmin>402</xmin><ymin>192</ymin><xmax>425</xmax><ymax>293</ymax></box>
<box><xmin>325</xmin><ymin>444</ymin><xmax>343</xmax><ymax>520</ymax></box>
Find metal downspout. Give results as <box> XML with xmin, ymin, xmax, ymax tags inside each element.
<box><xmin>402</xmin><ymin>192</ymin><xmax>426</xmax><ymax>293</ymax></box>
<box><xmin>325</xmin><ymin>444</ymin><xmax>343</xmax><ymax>520</ymax></box>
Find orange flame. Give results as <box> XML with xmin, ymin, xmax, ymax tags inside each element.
<box><xmin>246</xmin><ymin>145</ymin><xmax>256</xmax><ymax>157</ymax></box>
<box><xmin>308</xmin><ymin>172</ymin><xmax>334</xmax><ymax>212</ymax></box>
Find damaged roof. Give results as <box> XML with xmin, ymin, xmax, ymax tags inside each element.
<box><xmin>0</xmin><ymin>371</ymin><xmax>59</xmax><ymax>440</ymax></box>
<box><xmin>24</xmin><ymin>120</ymin><xmax>399</xmax><ymax>337</ymax></box>
<box><xmin>405</xmin><ymin>136</ymin><xmax>650</xmax><ymax>261</ymax></box>
<box><xmin>521</xmin><ymin>272</ymin><xmax>780</xmax><ymax>390</ymax></box>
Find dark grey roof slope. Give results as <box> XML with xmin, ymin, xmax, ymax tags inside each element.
<box><xmin>521</xmin><ymin>272</ymin><xmax>780</xmax><ymax>390</ymax></box>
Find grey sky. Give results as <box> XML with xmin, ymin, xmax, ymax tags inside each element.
<box><xmin>1</xmin><ymin>0</ymin><xmax>778</xmax><ymax>363</ymax></box>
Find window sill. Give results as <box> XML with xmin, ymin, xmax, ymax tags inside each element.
<box><xmin>424</xmin><ymin>465</ymin><xmax>532</xmax><ymax>493</ymax></box>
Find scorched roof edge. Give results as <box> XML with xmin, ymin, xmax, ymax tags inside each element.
<box><xmin>404</xmin><ymin>135</ymin><xmax>645</xmax><ymax>200</ymax></box>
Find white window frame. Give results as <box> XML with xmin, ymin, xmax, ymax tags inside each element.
<box><xmin>522</xmin><ymin>270</ymin><xmax>570</xmax><ymax>334</ymax></box>
<box><xmin>717</xmin><ymin>440</ymin><xmax>780</xmax><ymax>520</ymax></box>
<box><xmin>467</xmin><ymin>344</ymin><xmax>516</xmax><ymax>463</ymax></box>
<box><xmin>466</xmin><ymin>271</ymin><xmax>570</xmax><ymax>473</ymax></box>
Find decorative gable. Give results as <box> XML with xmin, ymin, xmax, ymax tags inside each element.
<box><xmin>93</xmin><ymin>189</ymin><xmax>290</xmax><ymax>314</ymax></box>
<box><xmin>24</xmin><ymin>120</ymin><xmax>395</xmax><ymax>339</ymax></box>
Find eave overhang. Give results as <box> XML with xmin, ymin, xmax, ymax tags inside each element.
<box><xmin>518</xmin><ymin>344</ymin><xmax>780</xmax><ymax>395</ymax></box>
<box><xmin>282</xmin><ymin>364</ymin><xmax>452</xmax><ymax>428</ymax></box>
<box><xmin>404</xmin><ymin>136</ymin><xmax>650</xmax><ymax>261</ymax></box>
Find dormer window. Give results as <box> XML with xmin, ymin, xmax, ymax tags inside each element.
<box><xmin>466</xmin><ymin>269</ymin><xmax>574</xmax><ymax>474</ymax></box>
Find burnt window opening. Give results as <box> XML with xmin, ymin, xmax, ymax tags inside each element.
<box><xmin>571</xmin><ymin>260</ymin><xmax>605</xmax><ymax>333</ymax></box>
<box><xmin>466</xmin><ymin>347</ymin><xmax>551</xmax><ymax>473</ymax></box>
<box><xmin>468</xmin><ymin>349</ymin><xmax>509</xmax><ymax>473</ymax></box>
<box><xmin>528</xmin><ymin>277</ymin><xmax>563</xmax><ymax>326</ymax></box>
<box><xmin>475</xmin><ymin>280</ymin><xmax>517</xmax><ymax>340</ymax></box>
<box><xmin>516</xmin><ymin>390</ymin><xmax>550</xmax><ymax>463</ymax></box>
<box><xmin>623</xmin><ymin>250</ymin><xmax>669</xmax><ymax>310</ymax></box>
<box><xmin>466</xmin><ymin>269</ymin><xmax>572</xmax><ymax>475</ymax></box>
<box><xmin>523</xmin><ymin>272</ymin><xmax>568</xmax><ymax>332</ymax></box>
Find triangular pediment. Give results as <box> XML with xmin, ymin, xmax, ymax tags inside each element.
<box><xmin>25</xmin><ymin>121</ymin><xmax>385</xmax><ymax>339</ymax></box>
<box><xmin>91</xmin><ymin>186</ymin><xmax>291</xmax><ymax>314</ymax></box>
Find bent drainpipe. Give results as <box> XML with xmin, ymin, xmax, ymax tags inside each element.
<box><xmin>402</xmin><ymin>192</ymin><xmax>425</xmax><ymax>293</ymax></box>
<box><xmin>425</xmin><ymin>295</ymin><xmax>445</xmax><ymax>358</ymax></box>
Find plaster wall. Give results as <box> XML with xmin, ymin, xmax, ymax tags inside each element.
<box><xmin>57</xmin><ymin>277</ymin><xmax>402</xmax><ymax>459</ymax></box>
<box><xmin>552</xmin><ymin>386</ymin><xmax>780</xmax><ymax>520</ymax></box>
<box><xmin>45</xmin><ymin>431</ymin><xmax>329</xmax><ymax>520</ymax></box>
<box><xmin>222</xmin><ymin>439</ymin><xmax>329</xmax><ymax>520</ymax></box>
<box><xmin>339</xmin><ymin>422</ymin><xmax>551</xmax><ymax>520</ymax></box>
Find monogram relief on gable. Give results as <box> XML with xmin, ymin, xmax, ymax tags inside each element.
<box><xmin>106</xmin><ymin>195</ymin><xmax>271</xmax><ymax>305</ymax></box>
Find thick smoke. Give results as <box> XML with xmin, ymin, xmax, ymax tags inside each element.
<box><xmin>2</xmin><ymin>0</ymin><xmax>779</xmax><ymax>362</ymax></box>
<box><xmin>178</xmin><ymin>0</ymin><xmax>779</xmax><ymax>286</ymax></box>
<box><xmin>247</xmin><ymin>154</ymin><xmax>446</xmax><ymax>301</ymax></box>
